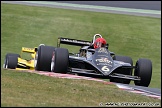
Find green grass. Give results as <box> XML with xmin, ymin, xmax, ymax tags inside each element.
<box><xmin>1</xmin><ymin>69</ymin><xmax>161</xmax><ymax>107</ymax></box>
<box><xmin>1</xmin><ymin>3</ymin><xmax>161</xmax><ymax>106</ymax></box>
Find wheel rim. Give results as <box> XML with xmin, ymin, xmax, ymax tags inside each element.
<box><xmin>51</xmin><ymin>51</ymin><xmax>55</xmax><ymax>72</ymax></box>
<box><xmin>51</xmin><ymin>61</ymin><xmax>54</xmax><ymax>72</ymax></box>
<box><xmin>34</xmin><ymin>52</ymin><xmax>38</xmax><ymax>68</ymax></box>
<box><xmin>6</xmin><ymin>59</ymin><xmax>8</xmax><ymax>68</ymax></box>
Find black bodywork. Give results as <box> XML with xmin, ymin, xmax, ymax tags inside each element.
<box><xmin>57</xmin><ymin>37</ymin><xmax>140</xmax><ymax>81</ymax></box>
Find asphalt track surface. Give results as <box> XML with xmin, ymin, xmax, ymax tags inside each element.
<box><xmin>53</xmin><ymin>1</ymin><xmax>161</xmax><ymax>10</ymax></box>
<box><xmin>1</xmin><ymin>1</ymin><xmax>161</xmax><ymax>18</ymax></box>
<box><xmin>2</xmin><ymin>1</ymin><xmax>161</xmax><ymax>99</ymax></box>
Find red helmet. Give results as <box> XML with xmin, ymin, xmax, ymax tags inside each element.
<box><xmin>94</xmin><ymin>38</ymin><xmax>107</xmax><ymax>49</ymax></box>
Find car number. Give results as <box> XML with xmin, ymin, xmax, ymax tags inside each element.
<box><xmin>101</xmin><ymin>66</ymin><xmax>110</xmax><ymax>72</ymax></box>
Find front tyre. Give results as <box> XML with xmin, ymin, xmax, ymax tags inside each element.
<box><xmin>51</xmin><ymin>48</ymin><xmax>69</xmax><ymax>73</ymax></box>
<box><xmin>3</xmin><ymin>53</ymin><xmax>20</xmax><ymax>69</ymax></box>
<box><xmin>134</xmin><ymin>58</ymin><xmax>152</xmax><ymax>87</ymax></box>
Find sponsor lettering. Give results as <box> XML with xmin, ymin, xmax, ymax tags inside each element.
<box><xmin>23</xmin><ymin>47</ymin><xmax>34</xmax><ymax>51</ymax></box>
<box><xmin>98</xmin><ymin>48</ymin><xmax>108</xmax><ymax>54</ymax></box>
<box><xmin>97</xmin><ymin>63</ymin><xmax>112</xmax><ymax>67</ymax></box>
<box><xmin>96</xmin><ymin>57</ymin><xmax>113</xmax><ymax>64</ymax></box>
<box><xmin>61</xmin><ymin>38</ymin><xmax>90</xmax><ymax>45</ymax></box>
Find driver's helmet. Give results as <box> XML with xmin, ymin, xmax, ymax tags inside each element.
<box><xmin>94</xmin><ymin>37</ymin><xmax>107</xmax><ymax>49</ymax></box>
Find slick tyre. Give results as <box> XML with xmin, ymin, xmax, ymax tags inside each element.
<box><xmin>3</xmin><ymin>53</ymin><xmax>20</xmax><ymax>69</ymax></box>
<box><xmin>110</xmin><ymin>55</ymin><xmax>133</xmax><ymax>84</ymax></box>
<box><xmin>35</xmin><ymin>45</ymin><xmax>55</xmax><ymax>72</ymax></box>
<box><xmin>51</xmin><ymin>48</ymin><xmax>69</xmax><ymax>73</ymax></box>
<box><xmin>134</xmin><ymin>58</ymin><xmax>152</xmax><ymax>87</ymax></box>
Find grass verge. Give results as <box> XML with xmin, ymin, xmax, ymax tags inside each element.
<box><xmin>1</xmin><ymin>69</ymin><xmax>161</xmax><ymax>107</ymax></box>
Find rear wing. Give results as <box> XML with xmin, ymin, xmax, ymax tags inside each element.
<box><xmin>57</xmin><ymin>37</ymin><xmax>91</xmax><ymax>47</ymax></box>
<box><xmin>22</xmin><ymin>47</ymin><xmax>37</xmax><ymax>53</ymax></box>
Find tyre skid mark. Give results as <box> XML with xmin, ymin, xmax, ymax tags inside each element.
<box><xmin>3</xmin><ymin>68</ymin><xmax>161</xmax><ymax>100</ymax></box>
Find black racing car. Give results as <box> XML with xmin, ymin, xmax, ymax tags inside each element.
<box><xmin>35</xmin><ymin>34</ymin><xmax>152</xmax><ymax>87</ymax></box>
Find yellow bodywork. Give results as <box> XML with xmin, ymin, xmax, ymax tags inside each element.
<box><xmin>15</xmin><ymin>47</ymin><xmax>37</xmax><ymax>70</ymax></box>
<box><xmin>22</xmin><ymin>47</ymin><xmax>35</xmax><ymax>53</ymax></box>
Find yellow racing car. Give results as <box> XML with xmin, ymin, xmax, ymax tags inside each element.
<box><xmin>3</xmin><ymin>46</ymin><xmax>37</xmax><ymax>70</ymax></box>
<box><xmin>3</xmin><ymin>43</ymin><xmax>56</xmax><ymax>71</ymax></box>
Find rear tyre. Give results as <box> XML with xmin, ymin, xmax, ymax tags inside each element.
<box><xmin>110</xmin><ymin>55</ymin><xmax>133</xmax><ymax>84</ymax></box>
<box><xmin>51</xmin><ymin>48</ymin><xmax>69</xmax><ymax>73</ymax></box>
<box><xmin>3</xmin><ymin>53</ymin><xmax>20</xmax><ymax>69</ymax></box>
<box><xmin>35</xmin><ymin>45</ymin><xmax>55</xmax><ymax>72</ymax></box>
<box><xmin>134</xmin><ymin>58</ymin><xmax>152</xmax><ymax>87</ymax></box>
